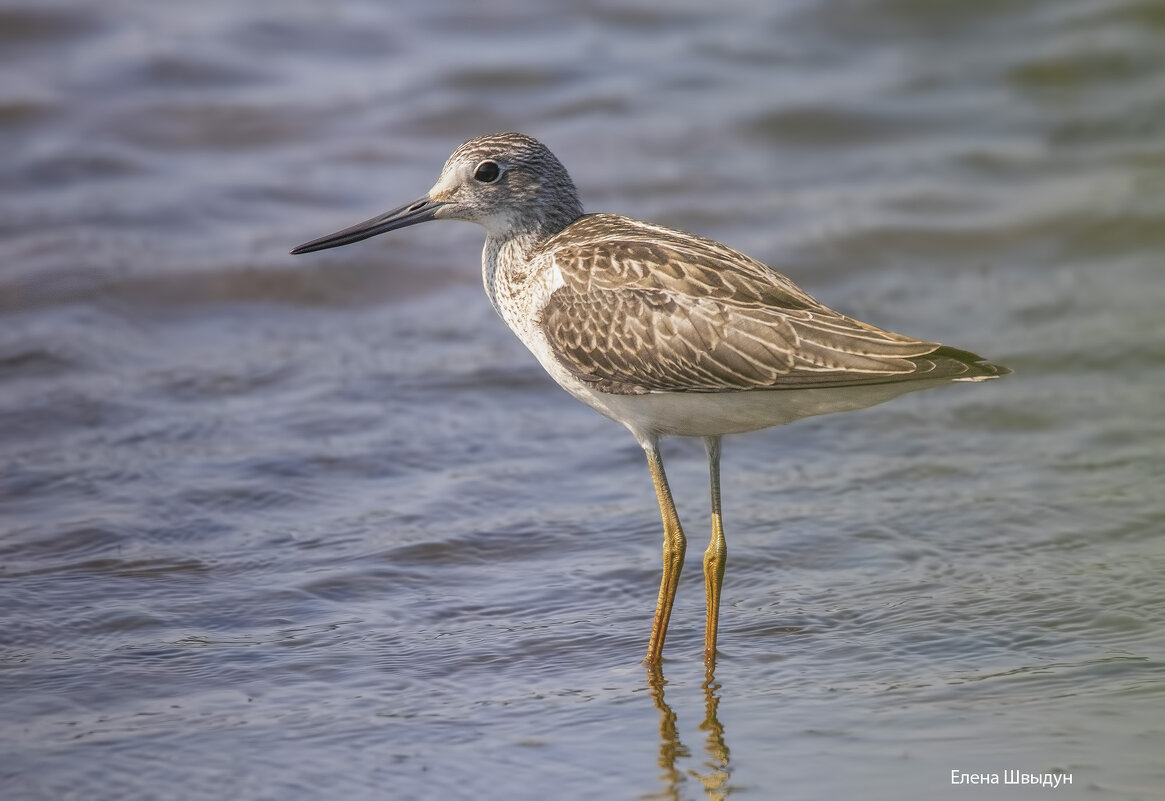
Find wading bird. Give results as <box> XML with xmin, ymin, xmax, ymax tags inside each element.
<box><xmin>292</xmin><ymin>133</ymin><xmax>1008</xmax><ymax>664</ymax></box>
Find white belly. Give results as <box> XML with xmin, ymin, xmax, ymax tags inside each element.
<box><xmin>584</xmin><ymin>378</ymin><xmax>951</xmax><ymax>438</ymax></box>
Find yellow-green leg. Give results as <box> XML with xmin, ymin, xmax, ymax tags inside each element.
<box><xmin>703</xmin><ymin>436</ymin><xmax>727</xmax><ymax>663</ymax></box>
<box><xmin>645</xmin><ymin>438</ymin><xmax>686</xmax><ymax>664</ymax></box>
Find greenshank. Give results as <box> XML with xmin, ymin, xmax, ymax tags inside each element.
<box><xmin>292</xmin><ymin>132</ymin><xmax>1008</xmax><ymax>664</ymax></box>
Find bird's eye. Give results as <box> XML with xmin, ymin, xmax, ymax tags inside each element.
<box><xmin>473</xmin><ymin>160</ymin><xmax>501</xmax><ymax>183</ymax></box>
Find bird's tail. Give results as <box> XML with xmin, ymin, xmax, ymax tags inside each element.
<box><xmin>920</xmin><ymin>345</ymin><xmax>1011</xmax><ymax>382</ymax></box>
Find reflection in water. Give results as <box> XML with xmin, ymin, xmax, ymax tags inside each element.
<box><xmin>695</xmin><ymin>667</ymin><xmax>731</xmax><ymax>800</ymax></box>
<box><xmin>646</xmin><ymin>662</ymin><xmax>733</xmax><ymax>800</ymax></box>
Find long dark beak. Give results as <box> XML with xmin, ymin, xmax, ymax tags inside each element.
<box><xmin>290</xmin><ymin>196</ymin><xmax>445</xmax><ymax>255</ymax></box>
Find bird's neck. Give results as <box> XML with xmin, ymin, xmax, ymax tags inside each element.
<box><xmin>481</xmin><ymin>197</ymin><xmax>582</xmax><ymax>318</ymax></box>
<box><xmin>482</xmin><ymin>231</ymin><xmax>542</xmax><ymax>317</ymax></box>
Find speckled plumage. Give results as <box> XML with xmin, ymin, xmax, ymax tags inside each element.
<box><xmin>534</xmin><ymin>213</ymin><xmax>999</xmax><ymax>395</ymax></box>
<box><xmin>292</xmin><ymin>132</ymin><xmax>1008</xmax><ymax>664</ymax></box>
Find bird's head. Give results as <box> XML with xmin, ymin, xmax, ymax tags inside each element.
<box><xmin>291</xmin><ymin>132</ymin><xmax>582</xmax><ymax>255</ymax></box>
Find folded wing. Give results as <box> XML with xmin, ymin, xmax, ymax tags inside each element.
<box><xmin>538</xmin><ymin>216</ymin><xmax>1006</xmax><ymax>395</ymax></box>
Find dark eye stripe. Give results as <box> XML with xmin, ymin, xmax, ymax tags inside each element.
<box><xmin>474</xmin><ymin>160</ymin><xmax>501</xmax><ymax>183</ymax></box>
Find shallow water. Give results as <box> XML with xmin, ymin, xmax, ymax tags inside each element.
<box><xmin>2</xmin><ymin>1</ymin><xmax>1164</xmax><ymax>799</ymax></box>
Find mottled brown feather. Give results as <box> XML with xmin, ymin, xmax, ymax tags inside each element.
<box><xmin>538</xmin><ymin>215</ymin><xmax>1006</xmax><ymax>395</ymax></box>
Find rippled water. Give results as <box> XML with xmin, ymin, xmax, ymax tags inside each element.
<box><xmin>2</xmin><ymin>1</ymin><xmax>1164</xmax><ymax>799</ymax></box>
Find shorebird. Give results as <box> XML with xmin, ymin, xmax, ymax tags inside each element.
<box><xmin>292</xmin><ymin>132</ymin><xmax>1008</xmax><ymax>664</ymax></box>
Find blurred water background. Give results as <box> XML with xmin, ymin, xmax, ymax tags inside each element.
<box><xmin>2</xmin><ymin>1</ymin><xmax>1164</xmax><ymax>799</ymax></box>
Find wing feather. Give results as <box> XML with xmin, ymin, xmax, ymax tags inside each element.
<box><xmin>536</xmin><ymin>215</ymin><xmax>1004</xmax><ymax>394</ymax></box>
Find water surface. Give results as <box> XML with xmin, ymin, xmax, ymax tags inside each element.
<box><xmin>2</xmin><ymin>1</ymin><xmax>1164</xmax><ymax>799</ymax></box>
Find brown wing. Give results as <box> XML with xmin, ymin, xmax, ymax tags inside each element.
<box><xmin>537</xmin><ymin>215</ymin><xmax>1002</xmax><ymax>394</ymax></box>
